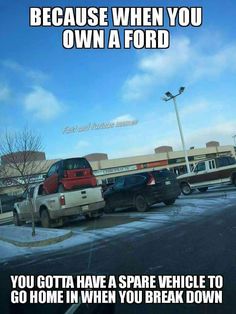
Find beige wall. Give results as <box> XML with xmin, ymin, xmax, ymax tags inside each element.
<box><xmin>90</xmin><ymin>145</ymin><xmax>235</xmax><ymax>175</ymax></box>
<box><xmin>1</xmin><ymin>145</ymin><xmax>235</xmax><ymax>193</ymax></box>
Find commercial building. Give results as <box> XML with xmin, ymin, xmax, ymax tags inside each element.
<box><xmin>0</xmin><ymin>142</ymin><xmax>235</xmax><ymax>195</ymax></box>
<box><xmin>1</xmin><ymin>151</ymin><xmax>46</xmax><ymax>165</ymax></box>
<box><xmin>90</xmin><ymin>142</ymin><xmax>236</xmax><ymax>184</ymax></box>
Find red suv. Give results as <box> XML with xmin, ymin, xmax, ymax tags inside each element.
<box><xmin>43</xmin><ymin>158</ymin><xmax>97</xmax><ymax>194</ymax></box>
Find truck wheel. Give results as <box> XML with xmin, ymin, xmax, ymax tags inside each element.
<box><xmin>40</xmin><ymin>209</ymin><xmax>51</xmax><ymax>228</ymax></box>
<box><xmin>198</xmin><ymin>187</ymin><xmax>208</xmax><ymax>193</ymax></box>
<box><xmin>135</xmin><ymin>195</ymin><xmax>148</xmax><ymax>212</ymax></box>
<box><xmin>181</xmin><ymin>182</ymin><xmax>192</xmax><ymax>195</ymax></box>
<box><xmin>164</xmin><ymin>199</ymin><xmax>176</xmax><ymax>206</ymax></box>
<box><xmin>13</xmin><ymin>210</ymin><xmax>22</xmax><ymax>226</ymax></box>
<box><xmin>58</xmin><ymin>184</ymin><xmax>65</xmax><ymax>193</ymax></box>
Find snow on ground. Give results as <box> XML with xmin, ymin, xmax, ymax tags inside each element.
<box><xmin>1</xmin><ymin>190</ymin><xmax>236</xmax><ymax>265</ymax></box>
<box><xmin>0</xmin><ymin>240</ymin><xmax>30</xmax><ymax>263</ymax></box>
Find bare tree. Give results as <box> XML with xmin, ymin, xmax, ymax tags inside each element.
<box><xmin>0</xmin><ymin>127</ymin><xmax>45</xmax><ymax>236</ymax></box>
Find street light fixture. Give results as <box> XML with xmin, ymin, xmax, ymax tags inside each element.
<box><xmin>162</xmin><ymin>87</ymin><xmax>191</xmax><ymax>173</ymax></box>
<box><xmin>179</xmin><ymin>86</ymin><xmax>185</xmax><ymax>94</ymax></box>
<box><xmin>165</xmin><ymin>91</ymin><xmax>173</xmax><ymax>98</ymax></box>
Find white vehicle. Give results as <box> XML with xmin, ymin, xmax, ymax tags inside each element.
<box><xmin>13</xmin><ymin>183</ymin><xmax>105</xmax><ymax>227</ymax></box>
<box><xmin>178</xmin><ymin>156</ymin><xmax>236</xmax><ymax>195</ymax></box>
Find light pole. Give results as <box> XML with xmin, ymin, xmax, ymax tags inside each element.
<box><xmin>162</xmin><ymin>87</ymin><xmax>191</xmax><ymax>173</ymax></box>
<box><xmin>233</xmin><ymin>135</ymin><xmax>236</xmax><ymax>146</ymax></box>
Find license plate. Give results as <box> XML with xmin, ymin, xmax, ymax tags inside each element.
<box><xmin>82</xmin><ymin>205</ymin><xmax>89</xmax><ymax>211</ymax></box>
<box><xmin>165</xmin><ymin>181</ymin><xmax>171</xmax><ymax>185</ymax></box>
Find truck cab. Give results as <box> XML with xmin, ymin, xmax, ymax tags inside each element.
<box><xmin>193</xmin><ymin>159</ymin><xmax>216</xmax><ymax>172</ymax></box>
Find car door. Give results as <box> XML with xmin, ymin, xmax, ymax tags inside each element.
<box><xmin>26</xmin><ymin>187</ymin><xmax>36</xmax><ymax>220</ymax></box>
<box><xmin>190</xmin><ymin>161</ymin><xmax>208</xmax><ymax>185</ymax></box>
<box><xmin>195</xmin><ymin>160</ymin><xmax>221</xmax><ymax>185</ymax></box>
<box><xmin>17</xmin><ymin>190</ymin><xmax>28</xmax><ymax>220</ymax></box>
<box><xmin>44</xmin><ymin>162</ymin><xmax>60</xmax><ymax>194</ymax></box>
<box><xmin>18</xmin><ymin>188</ymin><xmax>34</xmax><ymax>220</ymax></box>
<box><xmin>124</xmin><ymin>176</ymin><xmax>146</xmax><ymax>206</ymax></box>
<box><xmin>107</xmin><ymin>177</ymin><xmax>125</xmax><ymax>208</ymax></box>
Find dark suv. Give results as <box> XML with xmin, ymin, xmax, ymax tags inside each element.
<box><xmin>43</xmin><ymin>158</ymin><xmax>97</xmax><ymax>194</ymax></box>
<box><xmin>103</xmin><ymin>169</ymin><xmax>180</xmax><ymax>212</ymax></box>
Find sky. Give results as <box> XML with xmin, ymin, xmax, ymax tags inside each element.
<box><xmin>0</xmin><ymin>0</ymin><xmax>236</xmax><ymax>160</ymax></box>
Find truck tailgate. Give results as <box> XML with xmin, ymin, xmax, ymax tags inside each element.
<box><xmin>63</xmin><ymin>187</ymin><xmax>103</xmax><ymax>207</ymax></box>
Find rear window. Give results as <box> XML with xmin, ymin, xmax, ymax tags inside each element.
<box><xmin>152</xmin><ymin>169</ymin><xmax>177</xmax><ymax>181</ymax></box>
<box><xmin>114</xmin><ymin>177</ymin><xmax>125</xmax><ymax>189</ymax></box>
<box><xmin>216</xmin><ymin>156</ymin><xmax>236</xmax><ymax>167</ymax></box>
<box><xmin>63</xmin><ymin>158</ymin><xmax>91</xmax><ymax>170</ymax></box>
<box><xmin>125</xmin><ymin>175</ymin><xmax>146</xmax><ymax>186</ymax></box>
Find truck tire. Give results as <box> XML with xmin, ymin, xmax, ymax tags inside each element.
<box><xmin>198</xmin><ymin>187</ymin><xmax>208</xmax><ymax>193</ymax></box>
<box><xmin>40</xmin><ymin>209</ymin><xmax>51</xmax><ymax>228</ymax></box>
<box><xmin>180</xmin><ymin>182</ymin><xmax>192</xmax><ymax>195</ymax></box>
<box><xmin>13</xmin><ymin>210</ymin><xmax>22</xmax><ymax>226</ymax></box>
<box><xmin>135</xmin><ymin>195</ymin><xmax>148</xmax><ymax>212</ymax></box>
<box><xmin>164</xmin><ymin>198</ymin><xmax>176</xmax><ymax>206</ymax></box>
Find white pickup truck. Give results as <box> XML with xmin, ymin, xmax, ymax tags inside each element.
<box><xmin>13</xmin><ymin>184</ymin><xmax>105</xmax><ymax>227</ymax></box>
<box><xmin>177</xmin><ymin>156</ymin><xmax>236</xmax><ymax>195</ymax></box>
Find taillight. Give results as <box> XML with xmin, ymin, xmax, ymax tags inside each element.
<box><xmin>60</xmin><ymin>195</ymin><xmax>65</xmax><ymax>206</ymax></box>
<box><xmin>64</xmin><ymin>171</ymin><xmax>68</xmax><ymax>178</ymax></box>
<box><xmin>147</xmin><ymin>173</ymin><xmax>155</xmax><ymax>185</ymax></box>
<box><xmin>81</xmin><ymin>169</ymin><xmax>92</xmax><ymax>176</ymax></box>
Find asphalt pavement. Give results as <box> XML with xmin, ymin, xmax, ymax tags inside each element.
<box><xmin>0</xmin><ymin>225</ymin><xmax>72</xmax><ymax>247</ymax></box>
<box><xmin>0</xmin><ymin>190</ymin><xmax>236</xmax><ymax>314</ymax></box>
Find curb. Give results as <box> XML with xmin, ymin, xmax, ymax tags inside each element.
<box><xmin>0</xmin><ymin>230</ymin><xmax>73</xmax><ymax>247</ymax></box>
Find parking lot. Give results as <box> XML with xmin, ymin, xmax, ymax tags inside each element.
<box><xmin>61</xmin><ymin>185</ymin><xmax>236</xmax><ymax>234</ymax></box>
<box><xmin>1</xmin><ymin>185</ymin><xmax>235</xmax><ymax>265</ymax></box>
<box><xmin>1</xmin><ymin>185</ymin><xmax>236</xmax><ymax>314</ymax></box>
